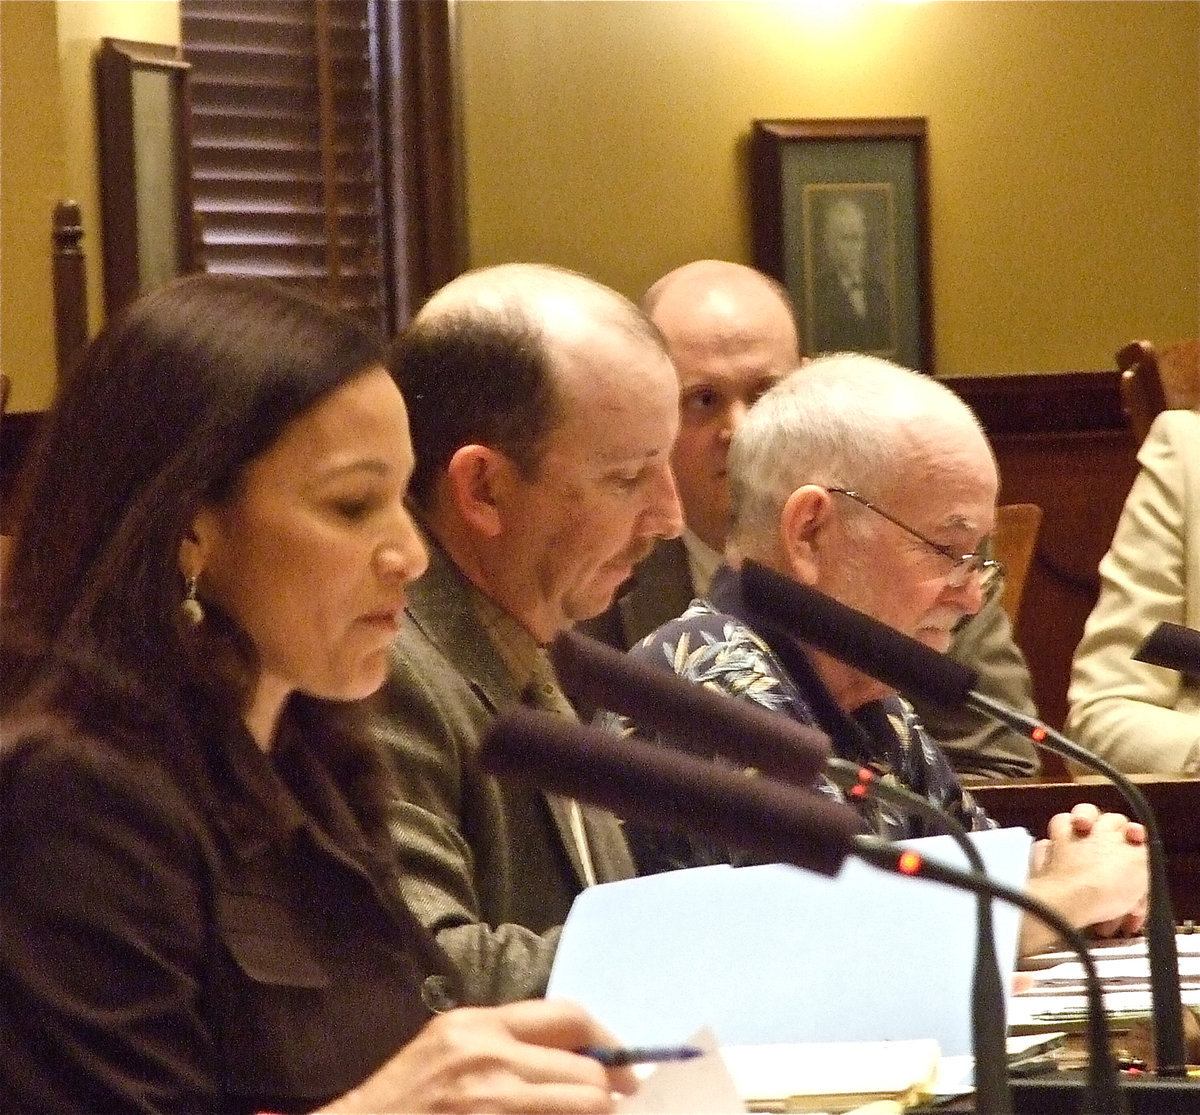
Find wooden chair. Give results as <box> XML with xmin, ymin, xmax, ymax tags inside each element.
<box><xmin>1116</xmin><ymin>338</ymin><xmax>1200</xmax><ymax>446</ymax></box>
<box><xmin>992</xmin><ymin>502</ymin><xmax>1043</xmax><ymax>629</ymax></box>
<box><xmin>991</xmin><ymin>501</ymin><xmax>1070</xmax><ymax>779</ymax></box>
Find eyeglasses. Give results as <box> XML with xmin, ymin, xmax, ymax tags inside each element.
<box><xmin>826</xmin><ymin>487</ymin><xmax>1005</xmax><ymax>594</ymax></box>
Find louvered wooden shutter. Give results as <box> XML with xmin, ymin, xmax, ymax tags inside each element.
<box><xmin>180</xmin><ymin>0</ymin><xmax>390</xmax><ymax>333</ymax></box>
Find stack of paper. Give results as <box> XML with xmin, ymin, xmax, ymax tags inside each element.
<box><xmin>1009</xmin><ymin>932</ymin><xmax>1200</xmax><ymax>1032</ymax></box>
<box><xmin>615</xmin><ymin>1033</ymin><xmax>1058</xmax><ymax>1113</ymax></box>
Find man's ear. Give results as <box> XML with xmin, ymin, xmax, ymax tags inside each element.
<box><xmin>443</xmin><ymin>444</ymin><xmax>514</xmax><ymax>539</ymax></box>
<box><xmin>779</xmin><ymin>485</ymin><xmax>833</xmax><ymax>585</ymax></box>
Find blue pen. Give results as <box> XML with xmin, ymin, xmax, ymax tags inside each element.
<box><xmin>579</xmin><ymin>1045</ymin><xmax>704</xmax><ymax>1067</ymax></box>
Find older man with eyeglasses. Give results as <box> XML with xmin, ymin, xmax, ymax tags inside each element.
<box><xmin>604</xmin><ymin>353</ymin><xmax>1148</xmax><ymax>955</ymax></box>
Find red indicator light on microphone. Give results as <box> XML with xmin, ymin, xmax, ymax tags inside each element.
<box><xmin>898</xmin><ymin>850</ymin><xmax>922</xmax><ymax>875</ymax></box>
<box><xmin>847</xmin><ymin>767</ymin><xmax>874</xmax><ymax>799</ymax></box>
<box><xmin>1031</xmin><ymin>725</ymin><xmax>1047</xmax><ymax>742</ymax></box>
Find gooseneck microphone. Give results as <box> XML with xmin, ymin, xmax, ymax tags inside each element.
<box><xmin>1134</xmin><ymin>621</ymin><xmax>1200</xmax><ymax>680</ymax></box>
<box><xmin>741</xmin><ymin>558</ymin><xmax>1187</xmax><ymax>1078</ymax></box>
<box><xmin>552</xmin><ymin>628</ymin><xmax>1012</xmax><ymax>1113</ymax></box>
<box><xmin>851</xmin><ymin>834</ymin><xmax>1121</xmax><ymax>1115</ymax></box>
<box><xmin>484</xmin><ymin>704</ymin><xmax>859</xmax><ymax>877</ymax></box>
<box><xmin>824</xmin><ymin>759</ymin><xmax>1011</xmax><ymax>1113</ymax></box>
<box><xmin>480</xmin><ymin>708</ymin><xmax>1123</xmax><ymax>1115</ymax></box>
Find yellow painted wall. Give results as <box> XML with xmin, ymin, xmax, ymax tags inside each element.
<box><xmin>56</xmin><ymin>0</ymin><xmax>181</xmax><ymax>342</ymax></box>
<box><xmin>0</xmin><ymin>0</ymin><xmax>178</xmax><ymax>413</ymax></box>
<box><xmin>1</xmin><ymin>0</ymin><xmax>67</xmax><ymax>414</ymax></box>
<box><xmin>5</xmin><ymin>0</ymin><xmax>1197</xmax><ymax>407</ymax></box>
<box><xmin>457</xmin><ymin>0</ymin><xmax>1200</xmax><ymax>376</ymax></box>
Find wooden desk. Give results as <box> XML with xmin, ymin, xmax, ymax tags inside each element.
<box><xmin>971</xmin><ymin>775</ymin><xmax>1200</xmax><ymax>920</ymax></box>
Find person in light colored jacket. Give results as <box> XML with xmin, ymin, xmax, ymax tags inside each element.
<box><xmin>1066</xmin><ymin>409</ymin><xmax>1200</xmax><ymax>772</ymax></box>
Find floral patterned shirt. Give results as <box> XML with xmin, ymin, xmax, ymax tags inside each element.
<box><xmin>600</xmin><ymin>565</ymin><xmax>996</xmax><ymax>875</ymax></box>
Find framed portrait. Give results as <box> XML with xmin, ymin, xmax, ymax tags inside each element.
<box><xmin>750</xmin><ymin>118</ymin><xmax>932</xmax><ymax>372</ymax></box>
<box><xmin>96</xmin><ymin>38</ymin><xmax>197</xmax><ymax>318</ymax></box>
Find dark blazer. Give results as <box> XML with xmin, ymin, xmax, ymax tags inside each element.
<box><xmin>810</xmin><ymin>267</ymin><xmax>893</xmax><ymax>355</ymax></box>
<box><xmin>1</xmin><ymin>703</ymin><xmax>452</xmax><ymax>1115</ymax></box>
<box><xmin>379</xmin><ymin>542</ymin><xmax>635</xmax><ymax>1005</ymax></box>
<box><xmin>586</xmin><ymin>538</ymin><xmax>1039</xmax><ymax>780</ymax></box>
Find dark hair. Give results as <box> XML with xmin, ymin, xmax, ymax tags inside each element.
<box><xmin>388</xmin><ymin>304</ymin><xmax>561</xmax><ymax>510</ymax></box>
<box><xmin>1</xmin><ymin>275</ymin><xmax>385</xmax><ymax>775</ymax></box>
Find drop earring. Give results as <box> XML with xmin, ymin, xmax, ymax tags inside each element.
<box><xmin>180</xmin><ymin>576</ymin><xmax>205</xmax><ymax>627</ymax></box>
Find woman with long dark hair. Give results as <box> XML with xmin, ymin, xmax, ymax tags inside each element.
<box><xmin>0</xmin><ymin>275</ymin><xmax>630</xmax><ymax>1115</ymax></box>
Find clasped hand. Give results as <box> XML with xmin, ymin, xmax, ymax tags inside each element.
<box><xmin>1026</xmin><ymin>802</ymin><xmax>1150</xmax><ymax>948</ymax></box>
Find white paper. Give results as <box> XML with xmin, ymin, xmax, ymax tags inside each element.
<box><xmin>719</xmin><ymin>1038</ymin><xmax>939</xmax><ymax>1103</ymax></box>
<box><xmin>617</xmin><ymin>1026</ymin><xmax>745</xmax><ymax>1114</ymax></box>
<box><xmin>548</xmin><ymin>827</ymin><xmax>1032</xmax><ymax>1058</ymax></box>
<box><xmin>1009</xmin><ymin>931</ymin><xmax>1200</xmax><ymax>1027</ymax></box>
<box><xmin>1021</xmin><ymin>953</ymin><xmax>1200</xmax><ymax>986</ymax></box>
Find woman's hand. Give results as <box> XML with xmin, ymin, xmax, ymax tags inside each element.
<box><xmin>321</xmin><ymin>998</ymin><xmax>638</xmax><ymax>1114</ymax></box>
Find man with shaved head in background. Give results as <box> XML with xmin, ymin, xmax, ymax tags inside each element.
<box><xmin>587</xmin><ymin>259</ymin><xmax>1042</xmax><ymax>781</ymax></box>
<box><xmin>379</xmin><ymin>263</ymin><xmax>683</xmax><ymax>1005</ymax></box>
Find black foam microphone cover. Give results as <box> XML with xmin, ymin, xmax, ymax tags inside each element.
<box><xmin>1134</xmin><ymin>621</ymin><xmax>1200</xmax><ymax>679</ymax></box>
<box><xmin>550</xmin><ymin>628</ymin><xmax>829</xmax><ymax>785</ymax></box>
<box><xmin>741</xmin><ymin>559</ymin><xmax>979</xmax><ymax>709</ymax></box>
<box><xmin>480</xmin><ymin>706</ymin><xmax>861</xmax><ymax>878</ymax></box>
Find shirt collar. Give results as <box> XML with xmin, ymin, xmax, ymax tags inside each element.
<box><xmin>469</xmin><ymin>583</ymin><xmax>543</xmax><ymax>694</ymax></box>
<box><xmin>680</xmin><ymin>527</ymin><xmax>723</xmax><ymax>596</ymax></box>
<box><xmin>710</xmin><ymin>564</ymin><xmax>895</xmax><ymax>769</ymax></box>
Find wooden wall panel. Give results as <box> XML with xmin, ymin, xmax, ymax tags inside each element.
<box><xmin>946</xmin><ymin>372</ymin><xmax>1140</xmax><ymax>730</ymax></box>
<box><xmin>991</xmin><ymin>430</ymin><xmax>1139</xmax><ymax>728</ymax></box>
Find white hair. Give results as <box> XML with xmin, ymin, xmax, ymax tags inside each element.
<box><xmin>728</xmin><ymin>353</ymin><xmax>986</xmax><ymax>553</ymax></box>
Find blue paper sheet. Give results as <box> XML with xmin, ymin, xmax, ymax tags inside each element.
<box><xmin>546</xmin><ymin>826</ymin><xmax>1032</xmax><ymax>1057</ymax></box>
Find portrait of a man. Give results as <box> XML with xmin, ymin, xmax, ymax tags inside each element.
<box><xmin>804</xmin><ymin>185</ymin><xmax>897</xmax><ymax>356</ymax></box>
